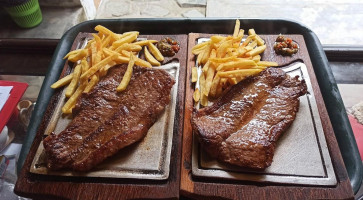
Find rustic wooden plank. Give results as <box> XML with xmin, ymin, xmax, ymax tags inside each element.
<box><xmin>14</xmin><ymin>33</ymin><xmax>187</xmax><ymax>200</ymax></box>
<box><xmin>180</xmin><ymin>33</ymin><xmax>354</xmax><ymax>199</ymax></box>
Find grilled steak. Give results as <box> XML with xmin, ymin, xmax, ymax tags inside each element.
<box><xmin>43</xmin><ymin>64</ymin><xmax>175</xmax><ymax>171</ymax></box>
<box><xmin>192</xmin><ymin>68</ymin><xmax>307</xmax><ymax>169</ymax></box>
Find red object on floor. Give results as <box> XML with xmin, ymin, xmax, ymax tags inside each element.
<box><xmin>0</xmin><ymin>81</ymin><xmax>28</xmax><ymax>133</ymax></box>
<box><xmin>348</xmin><ymin>115</ymin><xmax>363</xmax><ymax>160</ymax></box>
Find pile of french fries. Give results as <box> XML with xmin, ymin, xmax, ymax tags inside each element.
<box><xmin>191</xmin><ymin>19</ymin><xmax>278</xmax><ymax>106</ymax></box>
<box><xmin>51</xmin><ymin>25</ymin><xmax>165</xmax><ymax>114</ymax></box>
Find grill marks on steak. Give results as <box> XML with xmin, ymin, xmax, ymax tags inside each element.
<box><xmin>43</xmin><ymin>64</ymin><xmax>175</xmax><ymax>171</ymax></box>
<box><xmin>192</xmin><ymin>68</ymin><xmax>307</xmax><ymax>169</ymax></box>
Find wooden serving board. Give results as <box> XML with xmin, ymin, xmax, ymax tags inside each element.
<box><xmin>15</xmin><ymin>34</ymin><xmax>187</xmax><ymax>200</ymax></box>
<box><xmin>180</xmin><ymin>33</ymin><xmax>354</xmax><ymax>199</ymax></box>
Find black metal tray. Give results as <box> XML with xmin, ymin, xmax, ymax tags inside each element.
<box><xmin>17</xmin><ymin>18</ymin><xmax>362</xmax><ymax>193</ymax></box>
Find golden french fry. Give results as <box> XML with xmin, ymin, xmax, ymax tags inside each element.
<box><xmin>114</xmin><ymin>55</ymin><xmax>129</xmax><ymax>64</ymax></box>
<box><xmin>63</xmin><ymin>49</ymin><xmax>85</xmax><ymax>59</ymax></box>
<box><xmin>201</xmin><ymin>43</ymin><xmax>212</xmax><ymax>64</ymax></box>
<box><xmin>192</xmin><ymin>66</ymin><xmax>198</xmax><ymax>82</ymax></box>
<box><xmin>217</xmin><ymin>69</ymin><xmax>262</xmax><ymax>78</ymax></box>
<box><xmin>81</xmin><ymin>54</ymin><xmax>117</xmax><ymax>81</ymax></box>
<box><xmin>63</xmin><ymin>50</ymin><xmax>78</xmax><ymax>59</ymax></box>
<box><xmin>99</xmin><ymin>61</ymin><xmax>116</xmax><ymax>76</ymax></box>
<box><xmin>202</xmin><ymin>60</ymin><xmax>210</xmax><ymax>76</ymax></box>
<box><xmin>147</xmin><ymin>42</ymin><xmax>164</xmax><ymax>62</ymax></box>
<box><xmin>204</xmin><ymin>63</ymin><xmax>215</xmax><ymax>96</ymax></box>
<box><xmin>121</xmin><ymin>31</ymin><xmax>139</xmax><ymax>36</ymax></box>
<box><xmin>216</xmin><ymin>40</ymin><xmax>232</xmax><ymax>58</ymax></box>
<box><xmin>192</xmin><ymin>44</ymin><xmax>207</xmax><ymax>55</ymax></box>
<box><xmin>95</xmin><ymin>25</ymin><xmax>119</xmax><ymax>40</ymax></box>
<box><xmin>216</xmin><ymin>60</ymin><xmax>256</xmax><ymax>71</ymax></box>
<box><xmin>192</xmin><ymin>48</ymin><xmax>205</xmax><ymax>55</ymax></box>
<box><xmin>192</xmin><ymin>48</ymin><xmax>206</xmax><ymax>56</ymax></box>
<box><xmin>133</xmin><ymin>40</ymin><xmax>158</xmax><ymax>46</ymax></box>
<box><xmin>209</xmin><ymin>56</ymin><xmax>237</xmax><ymax>63</ymax></box>
<box><xmin>112</xmin><ymin>32</ymin><xmax>139</xmax><ymax>48</ymax></box>
<box><xmin>196</xmin><ymin>50</ymin><xmax>204</xmax><ymax>66</ymax></box>
<box><xmin>193</xmin><ymin>88</ymin><xmax>200</xmax><ymax>102</ymax></box>
<box><xmin>210</xmin><ymin>36</ymin><xmax>225</xmax><ymax>44</ymax></box>
<box><xmin>81</xmin><ymin>58</ymin><xmax>89</xmax><ymax>74</ymax></box>
<box><xmin>237</xmin><ymin>29</ymin><xmax>245</xmax><ymax>38</ymax></box>
<box><xmin>200</xmin><ymin>94</ymin><xmax>208</xmax><ymax>106</ymax></box>
<box><xmin>85</xmin><ymin>39</ymin><xmax>94</xmax><ymax>49</ymax></box>
<box><xmin>144</xmin><ymin>46</ymin><xmax>161</xmax><ymax>66</ymax></box>
<box><xmin>248</xmin><ymin>29</ymin><xmax>256</xmax><ymax>36</ymax></box>
<box><xmin>51</xmin><ymin>73</ymin><xmax>73</xmax><ymax>89</ymax></box>
<box><xmin>62</xmin><ymin>82</ymin><xmax>87</xmax><ymax>114</ymax></box>
<box><xmin>209</xmin><ymin>74</ymin><xmax>220</xmax><ymax>98</ymax></box>
<box><xmin>245</xmin><ymin>46</ymin><xmax>253</xmax><ymax>51</ymax></box>
<box><xmin>236</xmin><ymin>46</ymin><xmax>248</xmax><ymax>57</ymax></box>
<box><xmin>101</xmin><ymin>34</ymin><xmax>113</xmax><ymax>48</ymax></box>
<box><xmin>192</xmin><ymin>41</ymin><xmax>209</xmax><ymax>52</ymax></box>
<box><xmin>226</xmin><ymin>48</ymin><xmax>237</xmax><ymax>57</ymax></box>
<box><xmin>219</xmin><ymin>78</ymin><xmax>227</xmax><ymax>87</ymax></box>
<box><xmin>241</xmin><ymin>35</ymin><xmax>254</xmax><ymax>47</ymax></box>
<box><xmin>255</xmin><ymin>35</ymin><xmax>265</xmax><ymax>46</ymax></box>
<box><xmin>218</xmin><ymin>37</ymin><xmax>228</xmax><ymax>44</ymax></box>
<box><xmin>228</xmin><ymin>78</ymin><xmax>238</xmax><ymax>85</ymax></box>
<box><xmin>252</xmin><ymin>66</ymin><xmax>268</xmax><ymax>70</ymax></box>
<box><xmin>117</xmin><ymin>54</ymin><xmax>135</xmax><ymax>92</ymax></box>
<box><xmin>115</xmin><ymin>43</ymin><xmax>142</xmax><ymax>52</ymax></box>
<box><xmin>120</xmin><ymin>50</ymin><xmax>131</xmax><ymax>57</ymax></box>
<box><xmin>103</xmin><ymin>47</ymin><xmax>118</xmax><ymax>57</ymax></box>
<box><xmin>210</xmin><ymin>49</ymin><xmax>217</xmax><ymax>58</ymax></box>
<box><xmin>90</xmin><ymin>42</ymin><xmax>97</xmax><ymax>66</ymax></box>
<box><xmin>135</xmin><ymin>57</ymin><xmax>152</xmax><ymax>68</ymax></box>
<box><xmin>113</xmin><ymin>54</ymin><xmax>152</xmax><ymax>68</ymax></box>
<box><xmin>216</xmin><ymin>77</ymin><xmax>227</xmax><ymax>97</ymax></box>
<box><xmin>94</xmin><ymin>50</ymin><xmax>102</xmax><ymax>65</ymax></box>
<box><xmin>199</xmin><ymin>72</ymin><xmax>206</xmax><ymax>94</ymax></box>
<box><xmin>232</xmin><ymin>34</ymin><xmax>243</xmax><ymax>48</ymax></box>
<box><xmin>65</xmin><ymin>64</ymin><xmax>82</xmax><ymax>97</ymax></box>
<box><xmin>199</xmin><ymin>73</ymin><xmax>208</xmax><ymax>107</ymax></box>
<box><xmin>247</xmin><ymin>29</ymin><xmax>264</xmax><ymax>45</ymax></box>
<box><xmin>202</xmin><ymin>49</ymin><xmax>217</xmax><ymax>96</ymax></box>
<box><xmin>233</xmin><ymin>19</ymin><xmax>240</xmax><ymax>37</ymax></box>
<box><xmin>92</xmin><ymin>33</ymin><xmax>102</xmax><ymax>50</ymax></box>
<box><xmin>257</xmin><ymin>61</ymin><xmax>278</xmax><ymax>67</ymax></box>
<box><xmin>66</xmin><ymin>49</ymin><xmax>88</xmax><ymax>62</ymax></box>
<box><xmin>83</xmin><ymin>74</ymin><xmax>99</xmax><ymax>93</ymax></box>
<box><xmin>252</xmin><ymin>55</ymin><xmax>261</xmax><ymax>63</ymax></box>
<box><xmin>236</xmin><ymin>76</ymin><xmax>245</xmax><ymax>83</ymax></box>
<box><xmin>247</xmin><ymin>40</ymin><xmax>258</xmax><ymax>48</ymax></box>
<box><xmin>246</xmin><ymin>45</ymin><xmax>266</xmax><ymax>57</ymax></box>
<box><xmin>99</xmin><ymin>66</ymin><xmax>110</xmax><ymax>75</ymax></box>
<box><xmin>98</xmin><ymin>32</ymin><xmax>105</xmax><ymax>39</ymax></box>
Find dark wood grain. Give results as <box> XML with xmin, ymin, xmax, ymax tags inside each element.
<box><xmin>180</xmin><ymin>33</ymin><xmax>354</xmax><ymax>200</ymax></box>
<box><xmin>14</xmin><ymin>33</ymin><xmax>187</xmax><ymax>200</ymax></box>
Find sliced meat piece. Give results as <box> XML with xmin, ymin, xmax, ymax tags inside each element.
<box><xmin>43</xmin><ymin>64</ymin><xmax>175</xmax><ymax>171</ymax></box>
<box><xmin>192</xmin><ymin>68</ymin><xmax>307</xmax><ymax>169</ymax></box>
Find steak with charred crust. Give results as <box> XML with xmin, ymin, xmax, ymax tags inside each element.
<box><xmin>43</xmin><ymin>64</ymin><xmax>175</xmax><ymax>171</ymax></box>
<box><xmin>192</xmin><ymin>68</ymin><xmax>307</xmax><ymax>169</ymax></box>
